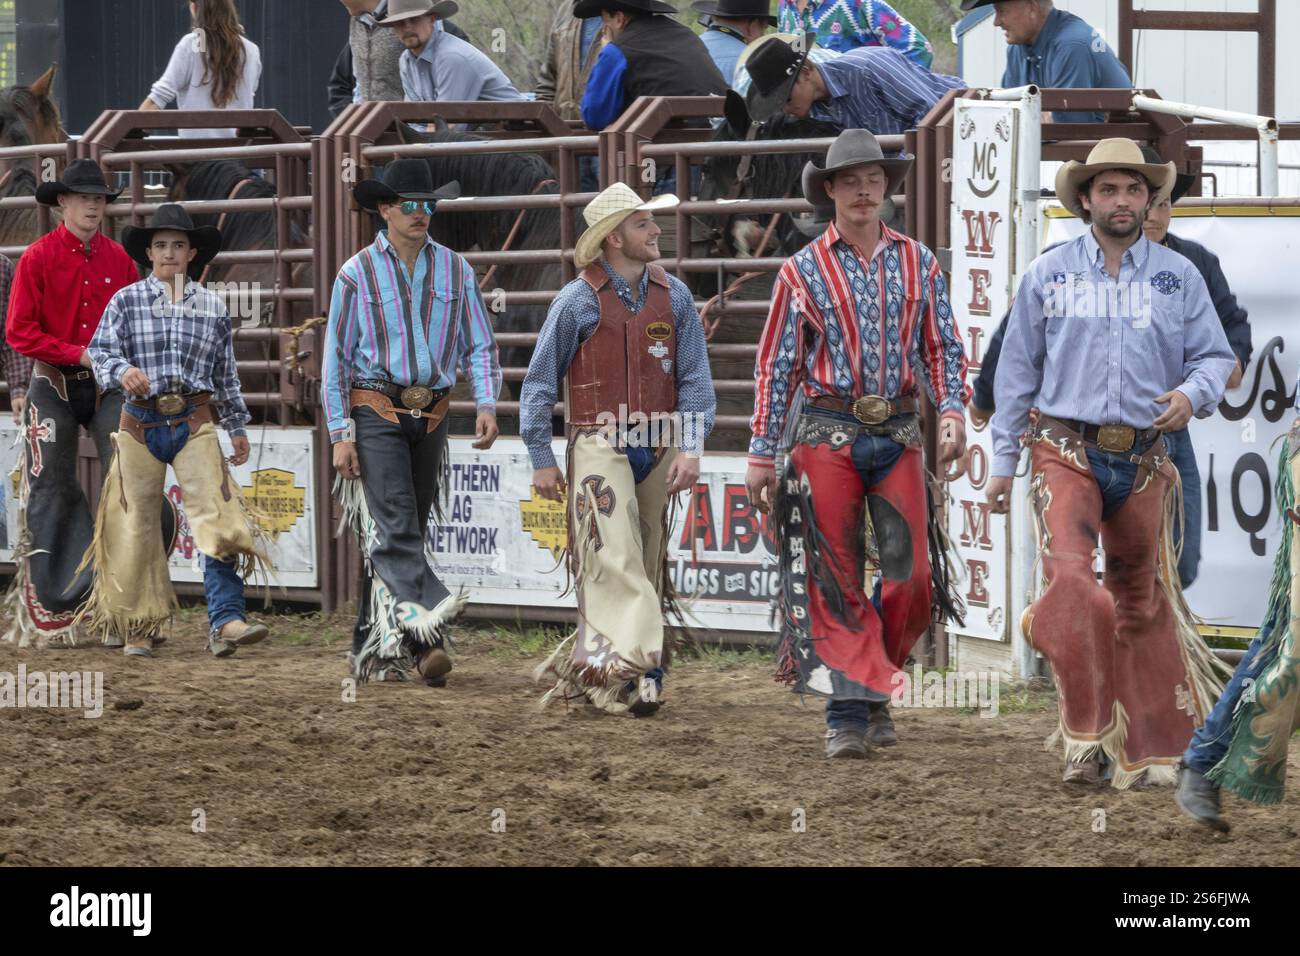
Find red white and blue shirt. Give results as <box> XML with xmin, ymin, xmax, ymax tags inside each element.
<box><xmin>749</xmin><ymin>221</ymin><xmax>969</xmax><ymax>466</ymax></box>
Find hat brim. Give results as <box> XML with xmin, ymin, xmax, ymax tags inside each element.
<box><xmin>802</xmin><ymin>154</ymin><xmax>913</xmax><ymax>209</ymax></box>
<box><xmin>35</xmin><ymin>181</ymin><xmax>123</xmax><ymax>206</ymax></box>
<box><xmin>353</xmin><ymin>178</ymin><xmax>460</xmax><ymax>211</ymax></box>
<box><xmin>574</xmin><ymin>194</ymin><xmax>679</xmax><ymax>269</ymax></box>
<box><xmin>574</xmin><ymin>0</ymin><xmax>676</xmax><ymax>17</ymax></box>
<box><xmin>122</xmin><ymin>224</ymin><xmax>224</xmax><ymax>281</ymax></box>
<box><xmin>959</xmin><ymin>0</ymin><xmax>996</xmax><ymax>11</ymax></box>
<box><xmin>1159</xmin><ymin>172</ymin><xmax>1197</xmax><ymax>205</ymax></box>
<box><xmin>1054</xmin><ymin>159</ymin><xmax>1175</xmax><ymax>219</ymax></box>
<box><xmin>690</xmin><ymin>1</ymin><xmax>778</xmax><ymax>25</ymax></box>
<box><xmin>381</xmin><ymin>1</ymin><xmax>459</xmax><ymax>24</ymax></box>
<box><xmin>744</xmin><ymin>32</ymin><xmax>816</xmax><ymax>123</ymax></box>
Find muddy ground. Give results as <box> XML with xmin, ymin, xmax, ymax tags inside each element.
<box><xmin>0</xmin><ymin>607</ymin><xmax>1295</xmax><ymax>867</ymax></box>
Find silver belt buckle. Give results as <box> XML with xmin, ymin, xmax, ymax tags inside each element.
<box><xmin>400</xmin><ymin>385</ymin><xmax>433</xmax><ymax>416</ymax></box>
<box><xmin>852</xmin><ymin>395</ymin><xmax>891</xmax><ymax>426</ymax></box>
<box><xmin>156</xmin><ymin>393</ymin><xmax>186</xmax><ymax>416</ymax></box>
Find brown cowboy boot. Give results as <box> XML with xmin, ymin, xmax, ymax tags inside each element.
<box><xmin>1062</xmin><ymin>755</ymin><xmax>1104</xmax><ymax>785</ymax></box>
<box><xmin>416</xmin><ymin>646</ymin><xmax>453</xmax><ymax>685</ymax></box>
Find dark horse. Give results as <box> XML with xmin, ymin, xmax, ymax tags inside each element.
<box><xmin>0</xmin><ymin>65</ymin><xmax>65</xmax><ymax>249</ymax></box>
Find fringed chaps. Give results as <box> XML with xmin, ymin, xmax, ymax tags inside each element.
<box><xmin>1024</xmin><ymin>426</ymin><xmax>1226</xmax><ymax>789</ymax></box>
<box><xmin>535</xmin><ymin>433</ymin><xmax>677</xmax><ymax>714</ymax></box>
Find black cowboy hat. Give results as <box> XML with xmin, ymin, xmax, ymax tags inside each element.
<box><xmin>1140</xmin><ymin>145</ymin><xmax>1196</xmax><ymax>203</ymax></box>
<box><xmin>352</xmin><ymin>158</ymin><xmax>460</xmax><ymax>212</ymax></box>
<box><xmin>691</xmin><ymin>0</ymin><xmax>777</xmax><ymax>25</ymax></box>
<box><xmin>959</xmin><ymin>0</ymin><xmax>998</xmax><ymax>10</ymax></box>
<box><xmin>122</xmin><ymin>203</ymin><xmax>223</xmax><ymax>280</ymax></box>
<box><xmin>573</xmin><ymin>0</ymin><xmax>677</xmax><ymax>19</ymax></box>
<box><xmin>744</xmin><ymin>32</ymin><xmax>816</xmax><ymax>123</ymax></box>
<box><xmin>35</xmin><ymin>158</ymin><xmax>122</xmax><ymax>206</ymax></box>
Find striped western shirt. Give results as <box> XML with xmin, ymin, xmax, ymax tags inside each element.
<box><xmin>89</xmin><ymin>274</ymin><xmax>250</xmax><ymax>436</ymax></box>
<box><xmin>749</xmin><ymin>221</ymin><xmax>970</xmax><ymax>466</ymax></box>
<box><xmin>809</xmin><ymin>46</ymin><xmax>964</xmax><ymax>135</ymax></box>
<box><xmin>323</xmin><ymin>230</ymin><xmax>501</xmax><ymax>444</ymax></box>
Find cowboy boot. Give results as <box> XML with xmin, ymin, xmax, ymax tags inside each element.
<box><xmin>824</xmin><ymin>728</ymin><xmax>870</xmax><ymax>759</ymax></box>
<box><xmin>1062</xmin><ymin>755</ymin><xmax>1104</xmax><ymax>785</ymax></box>
<box><xmin>219</xmin><ymin>619</ymin><xmax>269</xmax><ymax>646</ymax></box>
<box><xmin>865</xmin><ymin>701</ymin><xmax>898</xmax><ymax>747</ymax></box>
<box><xmin>1174</xmin><ymin>764</ymin><xmax>1230</xmax><ymax>833</ymax></box>
<box><xmin>416</xmin><ymin>646</ymin><xmax>453</xmax><ymax>686</ymax></box>
<box><xmin>124</xmin><ymin>633</ymin><xmax>153</xmax><ymax>658</ymax></box>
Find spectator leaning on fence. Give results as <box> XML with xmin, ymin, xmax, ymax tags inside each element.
<box><xmin>140</xmin><ymin>0</ymin><xmax>262</xmax><ymax>139</ymax></box>
<box><xmin>537</xmin><ymin>4</ymin><xmax>607</xmax><ymax>122</ymax></box>
<box><xmin>743</xmin><ymin>32</ymin><xmax>962</xmax><ymax>135</ymax></box>
<box><xmin>777</xmin><ymin>0</ymin><xmax>932</xmax><ymax>67</ymax></box>
<box><xmin>962</xmin><ymin>0</ymin><xmax>1132</xmax><ymax>123</ymax></box>
<box><xmin>692</xmin><ymin>0</ymin><xmax>776</xmax><ymax>87</ymax></box>
<box><xmin>328</xmin><ymin>0</ymin><xmax>472</xmax><ymax>118</ymax></box>
<box><xmin>383</xmin><ymin>0</ymin><xmax>522</xmax><ymax>103</ymax></box>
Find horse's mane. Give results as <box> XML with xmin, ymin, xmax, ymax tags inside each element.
<box><xmin>709</xmin><ymin>112</ymin><xmax>842</xmax><ymax>201</ymax></box>
<box><xmin>179</xmin><ymin>160</ymin><xmax>302</xmax><ymax>251</ymax></box>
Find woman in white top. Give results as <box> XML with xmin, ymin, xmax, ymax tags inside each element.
<box><xmin>139</xmin><ymin>0</ymin><xmax>263</xmax><ymax>139</ymax></box>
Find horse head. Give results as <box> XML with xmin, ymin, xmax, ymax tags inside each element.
<box><xmin>0</xmin><ymin>65</ymin><xmax>66</xmax><ymax>146</ymax></box>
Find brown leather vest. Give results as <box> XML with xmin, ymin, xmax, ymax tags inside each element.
<box><xmin>565</xmin><ymin>263</ymin><xmax>678</xmax><ymax>427</ymax></box>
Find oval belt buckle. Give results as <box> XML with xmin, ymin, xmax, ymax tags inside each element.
<box><xmin>1097</xmin><ymin>424</ymin><xmax>1135</xmax><ymax>453</ymax></box>
<box><xmin>157</xmin><ymin>393</ymin><xmax>186</xmax><ymax>416</ymax></box>
<box><xmin>400</xmin><ymin>385</ymin><xmax>433</xmax><ymax>417</ymax></box>
<box><xmin>852</xmin><ymin>395</ymin><xmax>890</xmax><ymax>426</ymax></box>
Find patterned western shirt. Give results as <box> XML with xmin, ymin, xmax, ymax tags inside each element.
<box><xmin>809</xmin><ymin>46</ymin><xmax>965</xmax><ymax>136</ymax></box>
<box><xmin>778</xmin><ymin>0</ymin><xmax>934</xmax><ymax>67</ymax></box>
<box><xmin>519</xmin><ymin>259</ymin><xmax>717</xmax><ymax>472</ymax></box>
<box><xmin>323</xmin><ymin>230</ymin><xmax>502</xmax><ymax>444</ymax></box>
<box><xmin>750</xmin><ymin>221</ymin><xmax>970</xmax><ymax>467</ymax></box>
<box><xmin>89</xmin><ymin>274</ymin><xmax>250</xmax><ymax>436</ymax></box>
<box><xmin>0</xmin><ymin>255</ymin><xmax>34</xmax><ymax>400</ymax></box>
<box><xmin>991</xmin><ymin>230</ymin><xmax>1235</xmax><ymax>478</ymax></box>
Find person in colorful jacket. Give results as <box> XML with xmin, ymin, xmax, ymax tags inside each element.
<box><xmin>777</xmin><ymin>0</ymin><xmax>933</xmax><ymax>67</ymax></box>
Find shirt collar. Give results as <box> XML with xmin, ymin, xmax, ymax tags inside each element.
<box><xmin>416</xmin><ymin>21</ymin><xmax>443</xmax><ymax>63</ymax></box>
<box><xmin>598</xmin><ymin>257</ymin><xmax>649</xmax><ymax>303</ymax></box>
<box><xmin>145</xmin><ymin>271</ymin><xmax>198</xmax><ymax>302</ymax></box>
<box><xmin>1081</xmin><ymin>226</ymin><xmax>1150</xmax><ymax>271</ymax></box>
<box><xmin>816</xmin><ymin>61</ymin><xmax>843</xmax><ymax>100</ymax></box>
<box><xmin>58</xmin><ymin>223</ymin><xmax>101</xmax><ymax>255</ymax></box>
<box><xmin>376</xmin><ymin>228</ymin><xmax>435</xmax><ymax>261</ymax></box>
<box><xmin>821</xmin><ymin>219</ymin><xmax>894</xmax><ymax>260</ymax></box>
<box><xmin>706</xmin><ymin>22</ymin><xmax>747</xmax><ymax>43</ymax></box>
<box><xmin>1024</xmin><ymin>7</ymin><xmax>1062</xmax><ymax>60</ymax></box>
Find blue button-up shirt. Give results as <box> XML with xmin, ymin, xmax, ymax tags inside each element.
<box><xmin>90</xmin><ymin>274</ymin><xmax>250</xmax><ymax>436</ymax></box>
<box><xmin>700</xmin><ymin>24</ymin><xmax>748</xmax><ymax>87</ymax></box>
<box><xmin>809</xmin><ymin>47</ymin><xmax>964</xmax><ymax>135</ymax></box>
<box><xmin>399</xmin><ymin>21</ymin><xmax>523</xmax><ymax>103</ymax></box>
<box><xmin>519</xmin><ymin>260</ymin><xmax>717</xmax><ymax>472</ymax></box>
<box><xmin>1002</xmin><ymin>8</ymin><xmax>1132</xmax><ymax>123</ymax></box>
<box><xmin>323</xmin><ymin>230</ymin><xmax>502</xmax><ymax>444</ymax></box>
<box><xmin>991</xmin><ymin>230</ymin><xmax>1235</xmax><ymax>477</ymax></box>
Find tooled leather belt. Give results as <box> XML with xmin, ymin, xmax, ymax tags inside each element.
<box><xmin>353</xmin><ymin>379</ymin><xmax>449</xmax><ymax>412</ymax></box>
<box><xmin>1047</xmin><ymin>416</ymin><xmax>1161</xmax><ymax>455</ymax></box>
<box><xmin>128</xmin><ymin>391</ymin><xmax>212</xmax><ymax>416</ymax></box>
<box><xmin>808</xmin><ymin>393</ymin><xmax>920</xmax><ymax>426</ymax></box>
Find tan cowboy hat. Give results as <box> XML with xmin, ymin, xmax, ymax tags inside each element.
<box><xmin>1054</xmin><ymin>138</ymin><xmax>1175</xmax><ymax>220</ymax></box>
<box><xmin>574</xmin><ymin>183</ymin><xmax>678</xmax><ymax>268</ymax></box>
<box><xmin>381</xmin><ymin>0</ymin><xmax>459</xmax><ymax>25</ymax></box>
<box><xmin>802</xmin><ymin>129</ymin><xmax>912</xmax><ymax>208</ymax></box>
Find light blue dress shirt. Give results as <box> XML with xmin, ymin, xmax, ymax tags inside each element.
<box><xmin>398</xmin><ymin>21</ymin><xmax>523</xmax><ymax>103</ymax></box>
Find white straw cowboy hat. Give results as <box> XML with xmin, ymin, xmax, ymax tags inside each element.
<box><xmin>802</xmin><ymin>128</ymin><xmax>912</xmax><ymax>208</ymax></box>
<box><xmin>1054</xmin><ymin>138</ymin><xmax>1175</xmax><ymax>220</ymax></box>
<box><xmin>574</xmin><ymin>183</ymin><xmax>678</xmax><ymax>268</ymax></box>
<box><xmin>381</xmin><ymin>0</ymin><xmax>460</xmax><ymax>24</ymax></box>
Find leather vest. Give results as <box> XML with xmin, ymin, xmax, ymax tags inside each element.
<box><xmin>565</xmin><ymin>263</ymin><xmax>677</xmax><ymax>426</ymax></box>
<box><xmin>613</xmin><ymin>16</ymin><xmax>727</xmax><ymax>104</ymax></box>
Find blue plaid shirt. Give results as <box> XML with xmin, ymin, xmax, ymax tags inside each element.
<box><xmin>89</xmin><ymin>274</ymin><xmax>250</xmax><ymax>437</ymax></box>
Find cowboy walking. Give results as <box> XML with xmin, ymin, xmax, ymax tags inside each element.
<box><xmin>81</xmin><ymin>204</ymin><xmax>270</xmax><ymax>658</ymax></box>
<box><xmin>988</xmin><ymin>139</ymin><xmax>1234</xmax><ymax>788</ymax></box>
<box><xmin>2</xmin><ymin>160</ymin><xmax>166</xmax><ymax>648</ymax></box>
<box><xmin>746</xmin><ymin>129</ymin><xmax>970</xmax><ymax>758</ymax></box>
<box><xmin>523</xmin><ymin>182</ymin><xmax>716</xmax><ymax>716</ymax></box>
<box><xmin>325</xmin><ymin>159</ymin><xmax>501</xmax><ymax>685</ymax></box>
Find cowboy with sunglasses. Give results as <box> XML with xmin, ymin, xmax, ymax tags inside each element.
<box><xmin>325</xmin><ymin>159</ymin><xmax>501</xmax><ymax>686</ymax></box>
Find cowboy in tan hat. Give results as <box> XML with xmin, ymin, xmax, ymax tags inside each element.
<box><xmin>987</xmin><ymin>138</ymin><xmax>1235</xmax><ymax>788</ymax></box>
<box><xmin>747</xmin><ymin>128</ymin><xmax>970</xmax><ymax>759</ymax></box>
<box><xmin>522</xmin><ymin>183</ymin><xmax>716</xmax><ymax>716</ymax></box>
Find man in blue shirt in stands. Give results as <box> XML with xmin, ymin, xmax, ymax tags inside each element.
<box><xmin>962</xmin><ymin>0</ymin><xmax>1132</xmax><ymax>122</ymax></box>
<box><xmin>692</xmin><ymin>0</ymin><xmax>776</xmax><ymax>86</ymax></box>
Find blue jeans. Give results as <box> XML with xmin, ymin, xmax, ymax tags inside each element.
<box><xmin>1083</xmin><ymin>445</ymin><xmax>1142</xmax><ymax>520</ymax></box>
<box><xmin>1162</xmin><ymin>427</ymin><xmax>1201</xmax><ymax>588</ymax></box>
<box><xmin>123</xmin><ymin>404</ymin><xmax>247</xmax><ymax>633</ymax></box>
<box><xmin>822</xmin><ymin>418</ymin><xmax>904</xmax><ymax>732</ymax></box>
<box><xmin>1183</xmin><ymin>624</ymin><xmax>1277</xmax><ymax>773</ymax></box>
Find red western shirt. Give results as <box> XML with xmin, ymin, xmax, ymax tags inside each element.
<box><xmin>6</xmin><ymin>224</ymin><xmax>139</xmax><ymax>367</ymax></box>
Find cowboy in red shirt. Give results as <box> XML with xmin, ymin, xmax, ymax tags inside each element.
<box><xmin>3</xmin><ymin>160</ymin><xmax>161</xmax><ymax>647</ymax></box>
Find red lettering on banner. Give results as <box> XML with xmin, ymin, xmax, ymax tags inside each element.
<box><xmin>722</xmin><ymin>485</ymin><xmax>759</xmax><ymax>553</ymax></box>
<box><xmin>966</xmin><ymin>325</ymin><xmax>985</xmax><ymax>370</ymax></box>
<box><xmin>961</xmin><ymin>210</ymin><xmax>1001</xmax><ymax>259</ymax></box>
<box><xmin>680</xmin><ymin>482</ymin><xmax>717</xmax><ymax>551</ymax></box>
<box><xmin>967</xmin><ymin>268</ymin><xmax>992</xmax><ymax>318</ymax></box>
<box><xmin>960</xmin><ymin>500</ymin><xmax>993</xmax><ymax>550</ymax></box>
<box><xmin>966</xmin><ymin>445</ymin><xmax>987</xmax><ymax>490</ymax></box>
<box><xmin>966</xmin><ymin>558</ymin><xmax>990</xmax><ymax>607</ymax></box>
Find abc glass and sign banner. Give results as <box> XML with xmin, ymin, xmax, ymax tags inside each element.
<box><xmin>947</xmin><ymin>100</ymin><xmax>1019</xmax><ymax>642</ymax></box>
<box><xmin>1044</xmin><ymin>207</ymin><xmax>1300</xmax><ymax>629</ymax></box>
<box><xmin>427</xmin><ymin>439</ymin><xmax>780</xmax><ymax>632</ymax></box>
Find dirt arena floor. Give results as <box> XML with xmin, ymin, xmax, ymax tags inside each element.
<box><xmin>1</xmin><ymin>606</ymin><xmax>1296</xmax><ymax>867</ymax></box>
